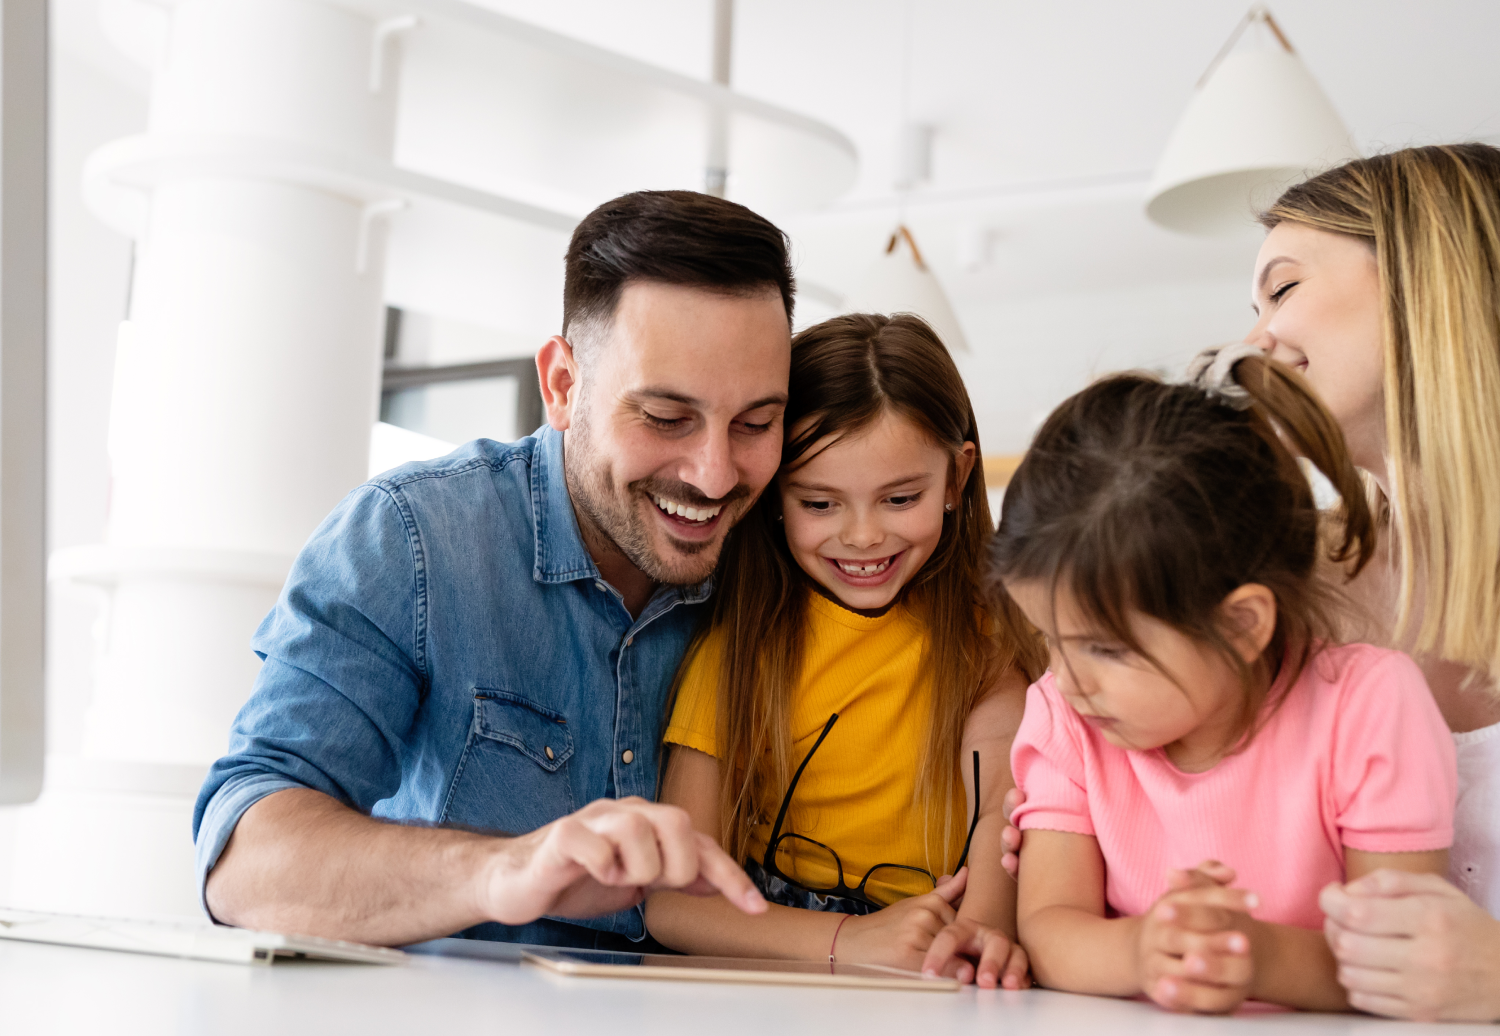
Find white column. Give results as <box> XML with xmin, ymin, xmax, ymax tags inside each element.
<box><xmin>13</xmin><ymin>0</ymin><xmax>401</xmax><ymax>918</ymax></box>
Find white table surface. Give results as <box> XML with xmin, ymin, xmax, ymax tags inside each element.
<box><xmin>0</xmin><ymin>936</ymin><xmax>1489</xmax><ymax>1035</ymax></box>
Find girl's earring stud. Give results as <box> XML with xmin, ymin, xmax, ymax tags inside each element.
<box><xmin>944</xmin><ymin>503</ymin><xmax>955</xmax><ymax>513</ymax></box>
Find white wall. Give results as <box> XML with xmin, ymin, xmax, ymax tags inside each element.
<box><xmin>46</xmin><ymin>50</ymin><xmax>143</xmax><ymax>749</ymax></box>
<box><xmin>0</xmin><ymin>46</ymin><xmax>146</xmax><ymax>901</ymax></box>
<box><xmin>955</xmin><ymin>276</ymin><xmax>1252</xmax><ymax>455</ymax></box>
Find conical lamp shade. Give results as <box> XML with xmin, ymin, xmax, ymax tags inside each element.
<box><xmin>1146</xmin><ymin>45</ymin><xmax>1356</xmax><ymax>236</ymax></box>
<box><xmin>845</xmin><ymin>227</ymin><xmax>970</xmax><ymax>353</ymax></box>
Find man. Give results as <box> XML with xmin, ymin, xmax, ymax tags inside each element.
<box><xmin>194</xmin><ymin>190</ymin><xmax>794</xmax><ymax>948</ymax></box>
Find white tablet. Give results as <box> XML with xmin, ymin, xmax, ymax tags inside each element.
<box><xmin>0</xmin><ymin>907</ymin><xmax>407</xmax><ymax>966</ymax></box>
<box><xmin>522</xmin><ymin>948</ymin><xmax>960</xmax><ymax>991</ymax></box>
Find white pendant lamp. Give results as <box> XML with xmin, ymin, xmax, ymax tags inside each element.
<box><xmin>846</xmin><ymin>226</ymin><xmax>970</xmax><ymax>354</ymax></box>
<box><xmin>1146</xmin><ymin>5</ymin><xmax>1357</xmax><ymax>236</ymax></box>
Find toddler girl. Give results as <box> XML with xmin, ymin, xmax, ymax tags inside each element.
<box><xmin>994</xmin><ymin>345</ymin><xmax>1456</xmax><ymax>1012</ymax></box>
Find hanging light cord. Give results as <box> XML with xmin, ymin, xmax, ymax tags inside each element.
<box><xmin>1195</xmin><ymin>4</ymin><xmax>1294</xmax><ymax>90</ymax></box>
<box><xmin>896</xmin><ymin>0</ymin><xmax>915</xmax><ymax>229</ymax></box>
<box><xmin>885</xmin><ymin>225</ymin><xmax>927</xmax><ymax>269</ymax></box>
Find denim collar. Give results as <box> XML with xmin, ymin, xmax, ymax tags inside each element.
<box><xmin>531</xmin><ymin>425</ymin><xmax>600</xmax><ymax>584</ymax></box>
<box><xmin>528</xmin><ymin>426</ymin><xmax>713</xmax><ymax>606</ymax></box>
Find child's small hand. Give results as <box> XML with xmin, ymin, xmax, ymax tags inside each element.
<box><xmin>836</xmin><ymin>869</ymin><xmax>967</xmax><ymax>972</ymax></box>
<box><xmin>920</xmin><ymin>915</ymin><xmax>1030</xmax><ymax>989</ymax></box>
<box><xmin>1167</xmin><ymin>859</ymin><xmax>1238</xmax><ymax>892</ymax></box>
<box><xmin>1000</xmin><ymin>788</ymin><xmax>1025</xmax><ymax>880</ymax></box>
<box><xmin>1136</xmin><ymin>877</ymin><xmax>1259</xmax><ymax>1014</ymax></box>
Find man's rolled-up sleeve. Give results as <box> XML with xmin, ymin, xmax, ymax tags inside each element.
<box><xmin>192</xmin><ymin>483</ymin><xmax>428</xmax><ymax>916</ymax></box>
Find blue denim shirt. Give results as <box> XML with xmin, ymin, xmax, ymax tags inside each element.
<box><xmin>193</xmin><ymin>427</ymin><xmax>711</xmax><ymax>945</ymax></box>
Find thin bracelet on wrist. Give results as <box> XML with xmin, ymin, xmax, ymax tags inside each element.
<box><xmin>829</xmin><ymin>913</ymin><xmax>854</xmax><ymax>974</ymax></box>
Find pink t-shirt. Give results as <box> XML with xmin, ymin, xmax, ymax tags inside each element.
<box><xmin>1011</xmin><ymin>643</ymin><xmax>1457</xmax><ymax>929</ymax></box>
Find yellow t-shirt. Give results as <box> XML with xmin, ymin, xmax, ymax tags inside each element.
<box><xmin>665</xmin><ymin>591</ymin><xmax>967</xmax><ymax>904</ymax></box>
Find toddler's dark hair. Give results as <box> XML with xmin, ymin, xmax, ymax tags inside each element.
<box><xmin>990</xmin><ymin>353</ymin><xmax>1375</xmax><ymax>743</ymax></box>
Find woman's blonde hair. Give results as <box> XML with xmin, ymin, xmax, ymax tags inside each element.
<box><xmin>1261</xmin><ymin>143</ymin><xmax>1500</xmax><ymax>685</ymax></box>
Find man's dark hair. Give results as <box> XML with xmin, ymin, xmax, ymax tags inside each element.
<box><xmin>562</xmin><ymin>190</ymin><xmax>795</xmax><ymax>344</ymax></box>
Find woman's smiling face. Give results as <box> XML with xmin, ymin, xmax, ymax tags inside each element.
<box><xmin>778</xmin><ymin>408</ymin><xmax>972</xmax><ymax>612</ymax></box>
<box><xmin>1244</xmin><ymin>222</ymin><xmax>1386</xmax><ymax>473</ymax></box>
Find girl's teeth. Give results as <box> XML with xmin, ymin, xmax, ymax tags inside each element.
<box><xmin>838</xmin><ymin>558</ymin><xmax>890</xmax><ymax>576</ymax></box>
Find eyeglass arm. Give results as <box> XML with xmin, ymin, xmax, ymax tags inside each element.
<box><xmin>761</xmin><ymin>712</ymin><xmax>840</xmax><ymax>868</ymax></box>
<box><xmin>954</xmin><ymin>749</ymin><xmax>980</xmax><ymax>872</ymax></box>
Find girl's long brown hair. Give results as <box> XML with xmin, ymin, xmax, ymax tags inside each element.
<box><xmin>691</xmin><ymin>313</ymin><xmax>1044</xmax><ymax>866</ymax></box>
<box><xmin>991</xmin><ymin>354</ymin><xmax>1374</xmax><ymax>746</ymax></box>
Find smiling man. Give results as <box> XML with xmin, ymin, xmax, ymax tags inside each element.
<box><xmin>193</xmin><ymin>191</ymin><xmax>793</xmax><ymax>949</ymax></box>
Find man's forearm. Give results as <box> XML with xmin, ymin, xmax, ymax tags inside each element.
<box><xmin>205</xmin><ymin>787</ymin><xmax>506</xmax><ymax>945</ymax></box>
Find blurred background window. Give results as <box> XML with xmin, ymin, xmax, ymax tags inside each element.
<box><xmin>378</xmin><ymin>306</ymin><xmax>543</xmax><ymax>450</ymax></box>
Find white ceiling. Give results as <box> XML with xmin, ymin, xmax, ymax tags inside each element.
<box><xmin>460</xmin><ymin>1</ymin><xmax>1500</xmax><ymax>200</ymax></box>
<box><xmin>461</xmin><ymin>0</ymin><xmax>1500</xmax><ymax>449</ymax></box>
<box><xmin>55</xmin><ymin>0</ymin><xmax>1500</xmax><ymax>451</ymax></box>
<box><xmin>453</xmin><ymin>0</ymin><xmax>1500</xmax><ymax>297</ymax></box>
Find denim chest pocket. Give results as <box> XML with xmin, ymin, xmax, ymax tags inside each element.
<box><xmin>441</xmin><ymin>690</ymin><xmax>577</xmax><ymax>835</ymax></box>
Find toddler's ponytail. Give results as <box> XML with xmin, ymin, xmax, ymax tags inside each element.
<box><xmin>1192</xmin><ymin>345</ymin><xmax>1375</xmax><ymax>578</ymax></box>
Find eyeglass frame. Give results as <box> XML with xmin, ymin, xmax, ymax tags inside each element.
<box><xmin>758</xmin><ymin>711</ymin><xmax>982</xmax><ymax>912</ymax></box>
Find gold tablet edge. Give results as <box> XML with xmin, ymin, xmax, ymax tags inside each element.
<box><xmin>521</xmin><ymin>953</ymin><xmax>960</xmax><ymax>992</ymax></box>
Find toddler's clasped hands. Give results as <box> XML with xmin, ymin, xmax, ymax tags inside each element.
<box><xmin>1137</xmin><ymin>861</ymin><xmax>1259</xmax><ymax>1013</ymax></box>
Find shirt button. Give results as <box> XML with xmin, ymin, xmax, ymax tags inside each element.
<box><xmin>594</xmin><ymin>581</ymin><xmax>607</xmax><ymax>592</ymax></box>
<box><xmin>624</xmin><ymin>636</ymin><xmax>633</xmax><ymax>647</ymax></box>
<box><xmin>621</xmin><ymin>750</ymin><xmax>634</xmax><ymax>765</ymax></box>
<box><xmin>545</xmin><ymin>746</ymin><xmax>555</xmax><ymax>761</ymax></box>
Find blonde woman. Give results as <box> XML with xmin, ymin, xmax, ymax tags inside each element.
<box><xmin>1246</xmin><ymin>144</ymin><xmax>1500</xmax><ymax>1022</ymax></box>
<box><xmin>1002</xmin><ymin>143</ymin><xmax>1500</xmax><ymax>1021</ymax></box>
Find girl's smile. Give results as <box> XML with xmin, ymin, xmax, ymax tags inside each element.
<box><xmin>780</xmin><ymin>410</ymin><xmax>973</xmax><ymax>612</ymax></box>
<box><xmin>824</xmin><ymin>548</ymin><xmax>907</xmax><ymax>586</ymax></box>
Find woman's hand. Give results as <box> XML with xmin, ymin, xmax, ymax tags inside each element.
<box><xmin>920</xmin><ymin>915</ymin><xmax>1030</xmax><ymax>989</ymax></box>
<box><xmin>834</xmin><ymin>870</ymin><xmax>967</xmax><ymax>972</ymax></box>
<box><xmin>1000</xmin><ymin>788</ymin><xmax>1025</xmax><ymax>879</ymax></box>
<box><xmin>1136</xmin><ymin>863</ymin><xmax>1257</xmax><ymax>1014</ymax></box>
<box><xmin>1320</xmin><ymin>870</ymin><xmax>1500</xmax><ymax>1022</ymax></box>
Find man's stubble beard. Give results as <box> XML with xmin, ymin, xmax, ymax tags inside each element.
<box><xmin>564</xmin><ymin>408</ymin><xmax>751</xmax><ymax>587</ymax></box>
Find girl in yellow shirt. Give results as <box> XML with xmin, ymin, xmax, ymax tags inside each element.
<box><xmin>644</xmin><ymin>313</ymin><xmax>1044</xmax><ymax>987</ymax></box>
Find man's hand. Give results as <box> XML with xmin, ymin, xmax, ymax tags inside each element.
<box><xmin>483</xmin><ymin>797</ymin><xmax>766</xmax><ymax>925</ymax></box>
<box><xmin>1136</xmin><ymin>862</ymin><xmax>1257</xmax><ymax>1014</ymax></box>
<box><xmin>833</xmin><ymin>870</ymin><xmax>968</xmax><ymax>973</ymax></box>
<box><xmin>921</xmin><ymin>912</ymin><xmax>1030</xmax><ymax>989</ymax></box>
<box><xmin>1321</xmin><ymin>870</ymin><xmax>1500</xmax><ymax>1022</ymax></box>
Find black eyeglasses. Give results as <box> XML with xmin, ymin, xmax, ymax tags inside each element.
<box><xmin>759</xmin><ymin>712</ymin><xmax>981</xmax><ymax>911</ymax></box>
